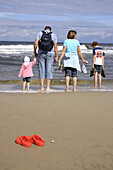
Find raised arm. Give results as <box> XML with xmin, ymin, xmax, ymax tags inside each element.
<box><xmin>34</xmin><ymin>38</ymin><xmax>39</xmax><ymax>58</ymax></box>
<box><xmin>32</xmin><ymin>58</ymin><xmax>37</xmax><ymax>67</ymax></box>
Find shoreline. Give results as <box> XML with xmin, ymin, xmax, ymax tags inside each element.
<box><xmin>0</xmin><ymin>79</ymin><xmax>113</xmax><ymax>85</ymax></box>
<box><xmin>0</xmin><ymin>79</ymin><xmax>113</xmax><ymax>93</ymax></box>
<box><xmin>0</xmin><ymin>83</ymin><xmax>113</xmax><ymax>93</ymax></box>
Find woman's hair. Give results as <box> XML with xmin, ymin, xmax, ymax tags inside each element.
<box><xmin>44</xmin><ymin>26</ymin><xmax>52</xmax><ymax>31</ymax></box>
<box><xmin>92</xmin><ymin>41</ymin><xmax>99</xmax><ymax>46</ymax></box>
<box><xmin>67</xmin><ymin>30</ymin><xmax>77</xmax><ymax>39</ymax></box>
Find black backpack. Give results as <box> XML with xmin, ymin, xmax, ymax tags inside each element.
<box><xmin>38</xmin><ymin>31</ymin><xmax>54</xmax><ymax>51</ymax></box>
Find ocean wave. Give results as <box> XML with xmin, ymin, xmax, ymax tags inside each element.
<box><xmin>0</xmin><ymin>44</ymin><xmax>113</xmax><ymax>55</ymax></box>
<box><xmin>0</xmin><ymin>44</ymin><xmax>88</xmax><ymax>54</ymax></box>
<box><xmin>104</xmin><ymin>50</ymin><xmax>113</xmax><ymax>54</ymax></box>
<box><xmin>0</xmin><ymin>44</ymin><xmax>34</xmax><ymax>49</ymax></box>
<box><xmin>0</xmin><ymin>45</ymin><xmax>34</xmax><ymax>54</ymax></box>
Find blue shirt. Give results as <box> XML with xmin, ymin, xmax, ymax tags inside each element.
<box><xmin>63</xmin><ymin>39</ymin><xmax>80</xmax><ymax>54</ymax></box>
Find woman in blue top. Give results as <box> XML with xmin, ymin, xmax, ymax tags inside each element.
<box><xmin>58</xmin><ymin>30</ymin><xmax>88</xmax><ymax>92</ymax></box>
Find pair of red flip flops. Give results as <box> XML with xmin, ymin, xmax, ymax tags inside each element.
<box><xmin>16</xmin><ymin>134</ymin><xmax>45</xmax><ymax>147</ymax></box>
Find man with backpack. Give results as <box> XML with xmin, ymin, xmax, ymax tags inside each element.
<box><xmin>34</xmin><ymin>26</ymin><xmax>58</xmax><ymax>92</ymax></box>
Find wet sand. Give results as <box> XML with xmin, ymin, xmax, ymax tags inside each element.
<box><xmin>0</xmin><ymin>92</ymin><xmax>113</xmax><ymax>170</ymax></box>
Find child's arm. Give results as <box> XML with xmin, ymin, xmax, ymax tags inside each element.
<box><xmin>58</xmin><ymin>46</ymin><xmax>66</xmax><ymax>65</ymax></box>
<box><xmin>31</xmin><ymin>58</ymin><xmax>37</xmax><ymax>67</ymax></box>
<box><xmin>18</xmin><ymin>65</ymin><xmax>24</xmax><ymax>77</ymax></box>
<box><xmin>92</xmin><ymin>55</ymin><xmax>95</xmax><ymax>69</ymax></box>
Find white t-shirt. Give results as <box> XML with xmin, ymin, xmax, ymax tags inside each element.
<box><xmin>93</xmin><ymin>46</ymin><xmax>105</xmax><ymax>65</ymax></box>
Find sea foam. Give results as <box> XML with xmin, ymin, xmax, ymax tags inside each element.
<box><xmin>0</xmin><ymin>44</ymin><xmax>88</xmax><ymax>54</ymax></box>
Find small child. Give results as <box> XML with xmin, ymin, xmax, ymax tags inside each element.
<box><xmin>18</xmin><ymin>56</ymin><xmax>36</xmax><ymax>91</ymax></box>
<box><xmin>92</xmin><ymin>41</ymin><xmax>105</xmax><ymax>88</ymax></box>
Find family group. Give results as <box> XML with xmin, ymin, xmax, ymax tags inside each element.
<box><xmin>18</xmin><ymin>26</ymin><xmax>105</xmax><ymax>92</ymax></box>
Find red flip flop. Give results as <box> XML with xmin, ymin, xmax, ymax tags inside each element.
<box><xmin>32</xmin><ymin>134</ymin><xmax>45</xmax><ymax>146</ymax></box>
<box><xmin>21</xmin><ymin>136</ymin><xmax>32</xmax><ymax>147</ymax></box>
<box><xmin>16</xmin><ymin>136</ymin><xmax>22</xmax><ymax>145</ymax></box>
<box><xmin>16</xmin><ymin>135</ymin><xmax>31</xmax><ymax>147</ymax></box>
<box><xmin>27</xmin><ymin>136</ymin><xmax>35</xmax><ymax>143</ymax></box>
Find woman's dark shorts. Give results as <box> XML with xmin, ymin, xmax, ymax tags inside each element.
<box><xmin>94</xmin><ymin>64</ymin><xmax>102</xmax><ymax>74</ymax></box>
<box><xmin>23</xmin><ymin>77</ymin><xmax>31</xmax><ymax>83</ymax></box>
<box><xmin>65</xmin><ymin>67</ymin><xmax>77</xmax><ymax>77</ymax></box>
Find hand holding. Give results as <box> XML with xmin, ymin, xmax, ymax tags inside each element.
<box><xmin>58</xmin><ymin>60</ymin><xmax>61</xmax><ymax>67</ymax></box>
<box><xmin>54</xmin><ymin>57</ymin><xmax>58</xmax><ymax>63</ymax></box>
<box><xmin>83</xmin><ymin>60</ymin><xmax>88</xmax><ymax>65</ymax></box>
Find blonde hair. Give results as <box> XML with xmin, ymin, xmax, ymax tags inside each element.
<box><xmin>67</xmin><ymin>30</ymin><xmax>77</xmax><ymax>39</ymax></box>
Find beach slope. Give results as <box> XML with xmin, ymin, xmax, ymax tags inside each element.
<box><xmin>0</xmin><ymin>92</ymin><xmax>113</xmax><ymax>170</ymax></box>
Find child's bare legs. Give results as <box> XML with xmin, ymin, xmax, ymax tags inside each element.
<box><xmin>65</xmin><ymin>76</ymin><xmax>70</xmax><ymax>92</ymax></box>
<box><xmin>98</xmin><ymin>74</ymin><xmax>101</xmax><ymax>89</ymax></box>
<box><xmin>94</xmin><ymin>72</ymin><xmax>97</xmax><ymax>88</ymax></box>
<box><xmin>73</xmin><ymin>77</ymin><xmax>77</xmax><ymax>92</ymax></box>
<box><xmin>23</xmin><ymin>81</ymin><xmax>26</xmax><ymax>91</ymax></box>
<box><xmin>27</xmin><ymin>82</ymin><xmax>30</xmax><ymax>91</ymax></box>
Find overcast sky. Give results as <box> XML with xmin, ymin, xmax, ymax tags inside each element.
<box><xmin>0</xmin><ymin>0</ymin><xmax>113</xmax><ymax>43</ymax></box>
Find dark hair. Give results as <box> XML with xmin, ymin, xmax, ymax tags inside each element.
<box><xmin>67</xmin><ymin>30</ymin><xmax>77</xmax><ymax>39</ymax></box>
<box><xmin>92</xmin><ymin>41</ymin><xmax>99</xmax><ymax>46</ymax></box>
<box><xmin>44</xmin><ymin>26</ymin><xmax>52</xmax><ymax>31</ymax></box>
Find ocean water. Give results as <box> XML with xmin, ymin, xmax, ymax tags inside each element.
<box><xmin>0</xmin><ymin>41</ymin><xmax>113</xmax><ymax>82</ymax></box>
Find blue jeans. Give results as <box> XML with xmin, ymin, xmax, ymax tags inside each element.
<box><xmin>38</xmin><ymin>52</ymin><xmax>53</xmax><ymax>79</ymax></box>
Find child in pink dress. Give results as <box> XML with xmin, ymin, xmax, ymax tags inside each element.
<box><xmin>18</xmin><ymin>56</ymin><xmax>36</xmax><ymax>91</ymax></box>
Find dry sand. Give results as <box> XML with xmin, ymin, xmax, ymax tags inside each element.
<box><xmin>0</xmin><ymin>92</ymin><xmax>113</xmax><ymax>170</ymax></box>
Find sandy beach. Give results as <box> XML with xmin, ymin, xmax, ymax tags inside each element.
<box><xmin>0</xmin><ymin>91</ymin><xmax>113</xmax><ymax>170</ymax></box>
